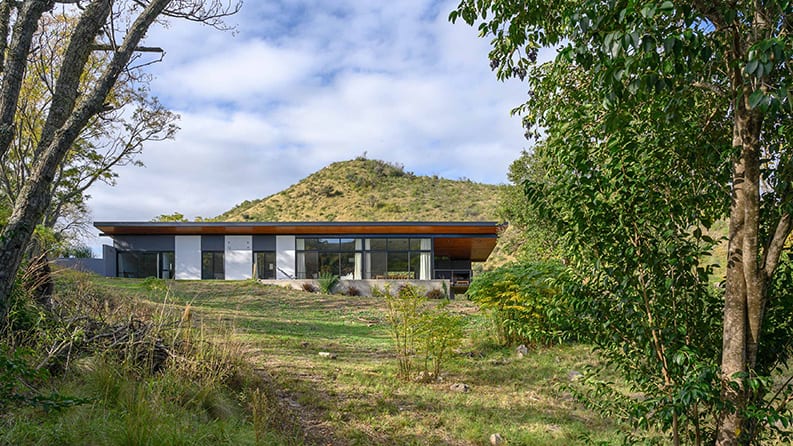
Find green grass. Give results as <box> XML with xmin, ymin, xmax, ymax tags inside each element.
<box><xmin>78</xmin><ymin>277</ymin><xmax>621</xmax><ymax>445</ymax></box>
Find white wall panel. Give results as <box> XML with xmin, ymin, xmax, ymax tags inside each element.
<box><xmin>225</xmin><ymin>235</ymin><xmax>252</xmax><ymax>280</ymax></box>
<box><xmin>175</xmin><ymin>236</ymin><xmax>201</xmax><ymax>280</ymax></box>
<box><xmin>276</xmin><ymin>235</ymin><xmax>295</xmax><ymax>279</ymax></box>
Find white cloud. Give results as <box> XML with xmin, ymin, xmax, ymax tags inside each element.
<box><xmin>85</xmin><ymin>0</ymin><xmax>546</xmax><ymax>254</ymax></box>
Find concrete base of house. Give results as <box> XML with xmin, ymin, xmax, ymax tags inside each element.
<box><xmin>258</xmin><ymin>279</ymin><xmax>453</xmax><ymax>297</ymax></box>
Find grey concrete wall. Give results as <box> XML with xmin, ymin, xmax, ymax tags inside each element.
<box><xmin>113</xmin><ymin>235</ymin><xmax>174</xmax><ymax>251</ymax></box>
<box><xmin>201</xmin><ymin>235</ymin><xmax>224</xmax><ymax>251</ymax></box>
<box><xmin>258</xmin><ymin>279</ymin><xmax>452</xmax><ymax>297</ymax></box>
<box><xmin>253</xmin><ymin>235</ymin><xmax>276</xmax><ymax>251</ymax></box>
<box><xmin>102</xmin><ymin>245</ymin><xmax>117</xmax><ymax>277</ymax></box>
<box><xmin>54</xmin><ymin>258</ymin><xmax>106</xmax><ymax>275</ymax></box>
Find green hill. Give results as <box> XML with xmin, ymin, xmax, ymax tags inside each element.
<box><xmin>216</xmin><ymin>158</ymin><xmax>520</xmax><ymax>268</ymax></box>
<box><xmin>218</xmin><ymin>158</ymin><xmax>502</xmax><ymax>222</ymax></box>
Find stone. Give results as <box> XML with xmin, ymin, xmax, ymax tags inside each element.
<box><xmin>516</xmin><ymin>344</ymin><xmax>529</xmax><ymax>357</ymax></box>
<box><xmin>450</xmin><ymin>382</ymin><xmax>470</xmax><ymax>393</ymax></box>
<box><xmin>568</xmin><ymin>370</ymin><xmax>583</xmax><ymax>381</ymax></box>
<box><xmin>489</xmin><ymin>433</ymin><xmax>504</xmax><ymax>445</ymax></box>
<box><xmin>318</xmin><ymin>351</ymin><xmax>337</xmax><ymax>359</ymax></box>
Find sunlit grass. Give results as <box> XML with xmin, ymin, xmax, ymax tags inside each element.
<box><xmin>86</xmin><ymin>277</ymin><xmax>621</xmax><ymax>445</ymax></box>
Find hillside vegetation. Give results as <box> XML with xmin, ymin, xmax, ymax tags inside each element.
<box><xmin>216</xmin><ymin>158</ymin><xmax>525</xmax><ymax>268</ymax></box>
<box><xmin>217</xmin><ymin>158</ymin><xmax>501</xmax><ymax>223</ymax></box>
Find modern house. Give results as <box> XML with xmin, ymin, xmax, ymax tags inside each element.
<box><xmin>95</xmin><ymin>221</ymin><xmax>502</xmax><ymax>294</ymax></box>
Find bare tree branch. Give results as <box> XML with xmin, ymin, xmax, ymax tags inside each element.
<box><xmin>36</xmin><ymin>0</ymin><xmax>112</xmax><ymax>158</ymax></box>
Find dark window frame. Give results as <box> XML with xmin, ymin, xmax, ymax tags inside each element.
<box><xmin>116</xmin><ymin>250</ymin><xmax>174</xmax><ymax>279</ymax></box>
<box><xmin>201</xmin><ymin>251</ymin><xmax>225</xmax><ymax>280</ymax></box>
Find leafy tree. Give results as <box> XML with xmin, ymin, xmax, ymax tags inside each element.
<box><xmin>152</xmin><ymin>212</ymin><xmax>188</xmax><ymax>222</ymax></box>
<box><xmin>0</xmin><ymin>1</ymin><xmax>240</xmax><ymax>325</ymax></box>
<box><xmin>451</xmin><ymin>1</ymin><xmax>793</xmax><ymax>444</ymax></box>
<box><xmin>0</xmin><ymin>13</ymin><xmax>178</xmax><ymax>242</ymax></box>
<box><xmin>498</xmin><ymin>150</ymin><xmax>560</xmax><ymax>261</ymax></box>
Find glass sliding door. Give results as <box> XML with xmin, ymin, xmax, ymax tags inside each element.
<box><xmin>159</xmin><ymin>252</ymin><xmax>175</xmax><ymax>279</ymax></box>
<box><xmin>201</xmin><ymin>252</ymin><xmax>224</xmax><ymax>280</ymax></box>
<box><xmin>254</xmin><ymin>251</ymin><xmax>276</xmax><ymax>279</ymax></box>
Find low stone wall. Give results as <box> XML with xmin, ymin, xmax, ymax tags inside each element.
<box><xmin>258</xmin><ymin>279</ymin><xmax>452</xmax><ymax>297</ymax></box>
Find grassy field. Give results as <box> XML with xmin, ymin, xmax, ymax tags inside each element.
<box><xmin>78</xmin><ymin>277</ymin><xmax>620</xmax><ymax>445</ymax></box>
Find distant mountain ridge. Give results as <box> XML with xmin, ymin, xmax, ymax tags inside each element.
<box><xmin>217</xmin><ymin>158</ymin><xmax>502</xmax><ymax>223</ymax></box>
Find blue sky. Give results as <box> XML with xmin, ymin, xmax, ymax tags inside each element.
<box><xmin>86</xmin><ymin>1</ymin><xmax>555</xmax><ymax>238</ymax></box>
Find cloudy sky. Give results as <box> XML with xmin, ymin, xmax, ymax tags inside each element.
<box><xmin>86</xmin><ymin>0</ymin><xmax>554</xmax><ymax>249</ymax></box>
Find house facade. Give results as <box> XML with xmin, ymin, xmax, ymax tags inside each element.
<box><xmin>95</xmin><ymin>221</ymin><xmax>501</xmax><ymax>292</ymax></box>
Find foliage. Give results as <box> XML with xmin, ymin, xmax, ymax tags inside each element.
<box><xmin>0</xmin><ymin>13</ymin><xmax>178</xmax><ymax>239</ymax></box>
<box><xmin>152</xmin><ymin>212</ymin><xmax>189</xmax><ymax>222</ymax></box>
<box><xmin>344</xmin><ymin>285</ymin><xmax>361</xmax><ymax>296</ymax></box>
<box><xmin>317</xmin><ymin>272</ymin><xmax>339</xmax><ymax>294</ymax></box>
<box><xmin>498</xmin><ymin>151</ymin><xmax>560</xmax><ymax>261</ymax></box>
<box><xmin>452</xmin><ymin>0</ymin><xmax>793</xmax><ymax>442</ymax></box>
<box><xmin>59</xmin><ymin>243</ymin><xmax>93</xmax><ymax>259</ymax></box>
<box><xmin>418</xmin><ymin>303</ymin><xmax>465</xmax><ymax>379</ymax></box>
<box><xmin>0</xmin><ymin>346</ymin><xmax>90</xmax><ymax>413</ymax></box>
<box><xmin>378</xmin><ymin>284</ymin><xmax>465</xmax><ymax>382</ymax></box>
<box><xmin>379</xmin><ymin>285</ymin><xmax>426</xmax><ymax>380</ymax></box>
<box><xmin>468</xmin><ymin>262</ymin><xmax>571</xmax><ymax>346</ymax></box>
<box><xmin>425</xmin><ymin>287</ymin><xmax>446</xmax><ymax>299</ymax></box>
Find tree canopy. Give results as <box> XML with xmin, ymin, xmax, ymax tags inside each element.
<box><xmin>452</xmin><ymin>1</ymin><xmax>792</xmax><ymax>444</ymax></box>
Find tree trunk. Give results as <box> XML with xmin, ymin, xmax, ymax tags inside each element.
<box><xmin>716</xmin><ymin>93</ymin><xmax>766</xmax><ymax>445</ymax></box>
<box><xmin>0</xmin><ymin>0</ymin><xmax>171</xmax><ymax>322</ymax></box>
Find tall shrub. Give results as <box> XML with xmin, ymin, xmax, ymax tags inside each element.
<box><xmin>378</xmin><ymin>285</ymin><xmax>464</xmax><ymax>381</ymax></box>
<box><xmin>467</xmin><ymin>261</ymin><xmax>569</xmax><ymax>346</ymax></box>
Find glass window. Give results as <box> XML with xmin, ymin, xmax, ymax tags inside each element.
<box><xmin>202</xmin><ymin>252</ymin><xmax>224</xmax><ymax>280</ymax></box>
<box><xmin>318</xmin><ymin>238</ymin><xmax>341</xmax><ymax>251</ymax></box>
<box><xmin>296</xmin><ymin>237</ymin><xmax>364</xmax><ymax>278</ymax></box>
<box><xmin>117</xmin><ymin>252</ymin><xmax>158</xmax><ymax>278</ymax></box>
<box><xmin>339</xmin><ymin>238</ymin><xmax>356</xmax><ymax>251</ymax></box>
<box><xmin>367</xmin><ymin>252</ymin><xmax>388</xmax><ymax>279</ymax></box>
<box><xmin>388</xmin><ymin>252</ymin><xmax>410</xmax><ymax>278</ymax></box>
<box><xmin>255</xmin><ymin>251</ymin><xmax>276</xmax><ymax>279</ymax></box>
<box><xmin>367</xmin><ymin>238</ymin><xmax>387</xmax><ymax>250</ymax></box>
<box><xmin>318</xmin><ymin>252</ymin><xmax>339</xmax><ymax>275</ymax></box>
<box><xmin>297</xmin><ymin>251</ymin><xmax>319</xmax><ymax>279</ymax></box>
<box><xmin>388</xmin><ymin>238</ymin><xmax>409</xmax><ymax>251</ymax></box>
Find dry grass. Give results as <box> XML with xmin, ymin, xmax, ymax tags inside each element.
<box><xmin>92</xmin><ymin>277</ymin><xmax>622</xmax><ymax>445</ymax></box>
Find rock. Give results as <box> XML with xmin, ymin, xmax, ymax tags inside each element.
<box><xmin>450</xmin><ymin>382</ymin><xmax>470</xmax><ymax>393</ymax></box>
<box><xmin>568</xmin><ymin>370</ymin><xmax>583</xmax><ymax>381</ymax></box>
<box><xmin>318</xmin><ymin>351</ymin><xmax>337</xmax><ymax>359</ymax></box>
<box><xmin>490</xmin><ymin>433</ymin><xmax>504</xmax><ymax>445</ymax></box>
<box><xmin>415</xmin><ymin>370</ymin><xmax>437</xmax><ymax>383</ymax></box>
<box><xmin>516</xmin><ymin>344</ymin><xmax>529</xmax><ymax>357</ymax></box>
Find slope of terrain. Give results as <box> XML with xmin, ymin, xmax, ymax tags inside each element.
<box><xmin>217</xmin><ymin>158</ymin><xmax>501</xmax><ymax>223</ymax></box>
<box><xmin>116</xmin><ymin>278</ymin><xmax>620</xmax><ymax>445</ymax></box>
<box><xmin>216</xmin><ymin>158</ymin><xmax>524</xmax><ymax>268</ymax></box>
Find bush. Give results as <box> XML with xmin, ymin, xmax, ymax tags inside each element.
<box><xmin>425</xmin><ymin>288</ymin><xmax>446</xmax><ymax>299</ymax></box>
<box><xmin>467</xmin><ymin>261</ymin><xmax>572</xmax><ymax>346</ymax></box>
<box><xmin>377</xmin><ymin>285</ymin><xmax>464</xmax><ymax>382</ymax></box>
<box><xmin>317</xmin><ymin>272</ymin><xmax>339</xmax><ymax>294</ymax></box>
<box><xmin>345</xmin><ymin>286</ymin><xmax>361</xmax><ymax>296</ymax></box>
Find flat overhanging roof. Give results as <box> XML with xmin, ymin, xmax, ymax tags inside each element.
<box><xmin>94</xmin><ymin>221</ymin><xmax>504</xmax><ymax>262</ymax></box>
